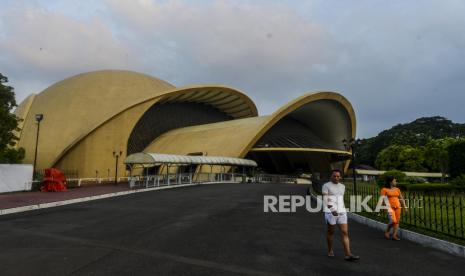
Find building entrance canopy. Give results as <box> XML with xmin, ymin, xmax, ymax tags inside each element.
<box><xmin>124</xmin><ymin>152</ymin><xmax>257</xmax><ymax>167</ymax></box>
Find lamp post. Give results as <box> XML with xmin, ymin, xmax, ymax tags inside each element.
<box><xmin>33</xmin><ymin>114</ymin><xmax>44</xmax><ymax>179</ymax></box>
<box><xmin>343</xmin><ymin>138</ymin><xmax>359</xmax><ymax>195</ymax></box>
<box><xmin>113</xmin><ymin>151</ymin><xmax>122</xmax><ymax>185</ymax></box>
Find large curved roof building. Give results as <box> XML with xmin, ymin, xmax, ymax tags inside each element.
<box><xmin>15</xmin><ymin>70</ymin><xmax>356</xmax><ymax>180</ymax></box>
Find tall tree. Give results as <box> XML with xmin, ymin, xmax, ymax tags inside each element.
<box><xmin>375</xmin><ymin>144</ymin><xmax>426</xmax><ymax>172</ymax></box>
<box><xmin>0</xmin><ymin>73</ymin><xmax>24</xmax><ymax>163</ymax></box>
<box><xmin>423</xmin><ymin>137</ymin><xmax>458</xmax><ymax>180</ymax></box>
<box><xmin>358</xmin><ymin>116</ymin><xmax>465</xmax><ymax>166</ymax></box>
<box><xmin>448</xmin><ymin>140</ymin><xmax>465</xmax><ymax>178</ymax></box>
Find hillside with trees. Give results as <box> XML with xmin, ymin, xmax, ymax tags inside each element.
<box><xmin>357</xmin><ymin>116</ymin><xmax>465</xmax><ymax>168</ymax></box>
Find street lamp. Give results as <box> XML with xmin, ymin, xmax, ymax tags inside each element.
<box><xmin>33</xmin><ymin>114</ymin><xmax>44</xmax><ymax>179</ymax></box>
<box><xmin>113</xmin><ymin>151</ymin><xmax>122</xmax><ymax>185</ymax></box>
<box><xmin>343</xmin><ymin>138</ymin><xmax>359</xmax><ymax>195</ymax></box>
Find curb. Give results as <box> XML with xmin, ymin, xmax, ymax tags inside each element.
<box><xmin>346</xmin><ymin>211</ymin><xmax>465</xmax><ymax>258</ymax></box>
<box><xmin>308</xmin><ymin>188</ymin><xmax>465</xmax><ymax>258</ymax></box>
<box><xmin>0</xmin><ymin>182</ymin><xmax>226</xmax><ymax>216</ymax></box>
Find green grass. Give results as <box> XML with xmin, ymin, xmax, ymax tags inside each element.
<box><xmin>342</xmin><ymin>180</ymin><xmax>465</xmax><ymax>244</ymax></box>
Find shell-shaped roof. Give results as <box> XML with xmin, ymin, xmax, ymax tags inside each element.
<box><xmin>17</xmin><ymin>70</ymin><xmax>176</xmax><ymax>167</ymax></box>
<box><xmin>13</xmin><ymin>93</ymin><xmax>36</xmax><ymax>145</ymax></box>
<box><xmin>143</xmin><ymin>91</ymin><xmax>356</xmax><ymax>158</ymax></box>
<box><xmin>251</xmin><ymin>91</ymin><xmax>356</xmax><ymax>153</ymax></box>
<box><xmin>17</xmin><ymin>70</ymin><xmax>258</xmax><ymax>169</ymax></box>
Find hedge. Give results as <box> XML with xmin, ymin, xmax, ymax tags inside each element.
<box><xmin>448</xmin><ymin>141</ymin><xmax>465</xmax><ymax>178</ymax></box>
<box><xmin>396</xmin><ymin>183</ymin><xmax>465</xmax><ymax>192</ymax></box>
<box><xmin>377</xmin><ymin>170</ymin><xmax>406</xmax><ymax>187</ymax></box>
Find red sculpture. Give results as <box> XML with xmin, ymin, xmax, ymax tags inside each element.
<box><xmin>41</xmin><ymin>168</ymin><xmax>68</xmax><ymax>192</ymax></box>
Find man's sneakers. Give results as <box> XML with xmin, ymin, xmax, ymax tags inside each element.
<box><xmin>344</xmin><ymin>255</ymin><xmax>360</xmax><ymax>262</ymax></box>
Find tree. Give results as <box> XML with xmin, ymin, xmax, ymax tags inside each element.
<box><xmin>423</xmin><ymin>137</ymin><xmax>457</xmax><ymax>181</ymax></box>
<box><xmin>357</xmin><ymin>116</ymin><xmax>465</xmax><ymax>166</ymax></box>
<box><xmin>377</xmin><ymin>170</ymin><xmax>406</xmax><ymax>187</ymax></box>
<box><xmin>0</xmin><ymin>73</ymin><xmax>24</xmax><ymax>163</ymax></box>
<box><xmin>375</xmin><ymin>144</ymin><xmax>426</xmax><ymax>172</ymax></box>
<box><xmin>448</xmin><ymin>140</ymin><xmax>465</xmax><ymax>178</ymax></box>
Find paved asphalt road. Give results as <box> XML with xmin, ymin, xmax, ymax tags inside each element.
<box><xmin>0</xmin><ymin>183</ymin><xmax>464</xmax><ymax>275</ymax></box>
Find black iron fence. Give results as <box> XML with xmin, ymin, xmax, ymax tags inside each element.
<box><xmin>343</xmin><ymin>181</ymin><xmax>465</xmax><ymax>241</ymax></box>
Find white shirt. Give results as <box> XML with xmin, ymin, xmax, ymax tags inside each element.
<box><xmin>322</xmin><ymin>181</ymin><xmax>346</xmax><ymax>213</ymax></box>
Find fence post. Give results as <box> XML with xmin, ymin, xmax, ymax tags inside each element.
<box><xmin>453</xmin><ymin>192</ymin><xmax>457</xmax><ymax>237</ymax></box>
<box><xmin>433</xmin><ymin>192</ymin><xmax>437</xmax><ymax>232</ymax></box>
<box><xmin>446</xmin><ymin>193</ymin><xmax>450</xmax><ymax>235</ymax></box>
<box><xmin>460</xmin><ymin>196</ymin><xmax>464</xmax><ymax>239</ymax></box>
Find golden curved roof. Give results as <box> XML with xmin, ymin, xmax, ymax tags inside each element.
<box><xmin>144</xmin><ymin>91</ymin><xmax>356</xmax><ymax>158</ymax></box>
<box><xmin>242</xmin><ymin>91</ymin><xmax>356</xmax><ymax>156</ymax></box>
<box><xmin>13</xmin><ymin>93</ymin><xmax>36</xmax><ymax>145</ymax></box>
<box><xmin>17</xmin><ymin>70</ymin><xmax>257</xmax><ymax>169</ymax></box>
<box><xmin>156</xmin><ymin>85</ymin><xmax>258</xmax><ymax>118</ymax></box>
<box><xmin>50</xmin><ymin>85</ymin><xmax>258</xmax><ymax>168</ymax></box>
<box><xmin>17</xmin><ymin>70</ymin><xmax>175</xmax><ymax>167</ymax></box>
<box><xmin>144</xmin><ymin>116</ymin><xmax>270</xmax><ymax>156</ymax></box>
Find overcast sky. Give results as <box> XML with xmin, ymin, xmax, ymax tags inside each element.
<box><xmin>1</xmin><ymin>0</ymin><xmax>464</xmax><ymax>138</ymax></box>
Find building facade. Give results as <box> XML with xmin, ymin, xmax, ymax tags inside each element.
<box><xmin>15</xmin><ymin>70</ymin><xmax>356</xmax><ymax>180</ymax></box>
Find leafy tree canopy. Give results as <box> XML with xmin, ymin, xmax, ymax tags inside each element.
<box><xmin>358</xmin><ymin>116</ymin><xmax>465</xmax><ymax>167</ymax></box>
<box><xmin>423</xmin><ymin>137</ymin><xmax>457</xmax><ymax>174</ymax></box>
<box><xmin>448</xmin><ymin>140</ymin><xmax>465</xmax><ymax>178</ymax></box>
<box><xmin>374</xmin><ymin>137</ymin><xmax>464</xmax><ymax>175</ymax></box>
<box><xmin>375</xmin><ymin>144</ymin><xmax>426</xmax><ymax>172</ymax></box>
<box><xmin>0</xmin><ymin>73</ymin><xmax>24</xmax><ymax>163</ymax></box>
<box><xmin>376</xmin><ymin>170</ymin><xmax>406</xmax><ymax>187</ymax></box>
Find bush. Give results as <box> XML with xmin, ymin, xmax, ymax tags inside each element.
<box><xmin>405</xmin><ymin>183</ymin><xmax>458</xmax><ymax>192</ymax></box>
<box><xmin>393</xmin><ymin>182</ymin><xmax>465</xmax><ymax>192</ymax></box>
<box><xmin>31</xmin><ymin>180</ymin><xmax>42</xmax><ymax>191</ymax></box>
<box><xmin>396</xmin><ymin>182</ymin><xmax>409</xmax><ymax>190</ymax></box>
<box><xmin>404</xmin><ymin>176</ymin><xmax>428</xmax><ymax>184</ymax></box>
<box><xmin>448</xmin><ymin>141</ymin><xmax>465</xmax><ymax>178</ymax></box>
<box><xmin>377</xmin><ymin>170</ymin><xmax>406</xmax><ymax>187</ymax></box>
<box><xmin>450</xmin><ymin>174</ymin><xmax>465</xmax><ymax>187</ymax></box>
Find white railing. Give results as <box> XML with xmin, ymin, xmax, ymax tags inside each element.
<box><xmin>35</xmin><ymin>173</ymin><xmax>298</xmax><ymax>190</ymax></box>
<box><xmin>127</xmin><ymin>172</ymin><xmax>248</xmax><ymax>188</ymax></box>
<box><xmin>67</xmin><ymin>177</ymin><xmax>118</xmax><ymax>187</ymax></box>
<box><xmin>253</xmin><ymin>174</ymin><xmax>297</xmax><ymax>184</ymax></box>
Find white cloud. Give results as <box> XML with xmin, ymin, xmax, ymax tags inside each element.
<box><xmin>0</xmin><ymin>2</ymin><xmax>128</xmax><ymax>97</ymax></box>
<box><xmin>103</xmin><ymin>0</ymin><xmax>334</xmax><ymax>98</ymax></box>
<box><xmin>1</xmin><ymin>0</ymin><xmax>465</xmax><ymax>138</ymax></box>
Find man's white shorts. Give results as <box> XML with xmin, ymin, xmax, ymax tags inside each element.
<box><xmin>325</xmin><ymin>212</ymin><xmax>348</xmax><ymax>225</ymax></box>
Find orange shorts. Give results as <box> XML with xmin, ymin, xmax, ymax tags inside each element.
<box><xmin>388</xmin><ymin>207</ymin><xmax>401</xmax><ymax>225</ymax></box>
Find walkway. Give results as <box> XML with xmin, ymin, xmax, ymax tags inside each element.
<box><xmin>0</xmin><ymin>183</ymin><xmax>464</xmax><ymax>275</ymax></box>
<box><xmin>0</xmin><ymin>183</ymin><xmax>131</xmax><ymax>210</ymax></box>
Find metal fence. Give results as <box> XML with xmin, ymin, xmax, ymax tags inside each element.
<box><xmin>28</xmin><ymin>172</ymin><xmax>250</xmax><ymax>191</ymax></box>
<box><xmin>127</xmin><ymin>172</ymin><xmax>248</xmax><ymax>189</ymax></box>
<box><xmin>63</xmin><ymin>172</ymin><xmax>298</xmax><ymax>189</ymax></box>
<box><xmin>254</xmin><ymin>174</ymin><xmax>297</xmax><ymax>184</ymax></box>
<box><xmin>343</xmin><ymin>181</ymin><xmax>465</xmax><ymax>241</ymax></box>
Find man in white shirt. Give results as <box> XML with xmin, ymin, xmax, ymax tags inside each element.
<box><xmin>322</xmin><ymin>169</ymin><xmax>359</xmax><ymax>261</ymax></box>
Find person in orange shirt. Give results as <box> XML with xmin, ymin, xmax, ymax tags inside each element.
<box><xmin>380</xmin><ymin>176</ymin><xmax>408</xmax><ymax>240</ymax></box>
